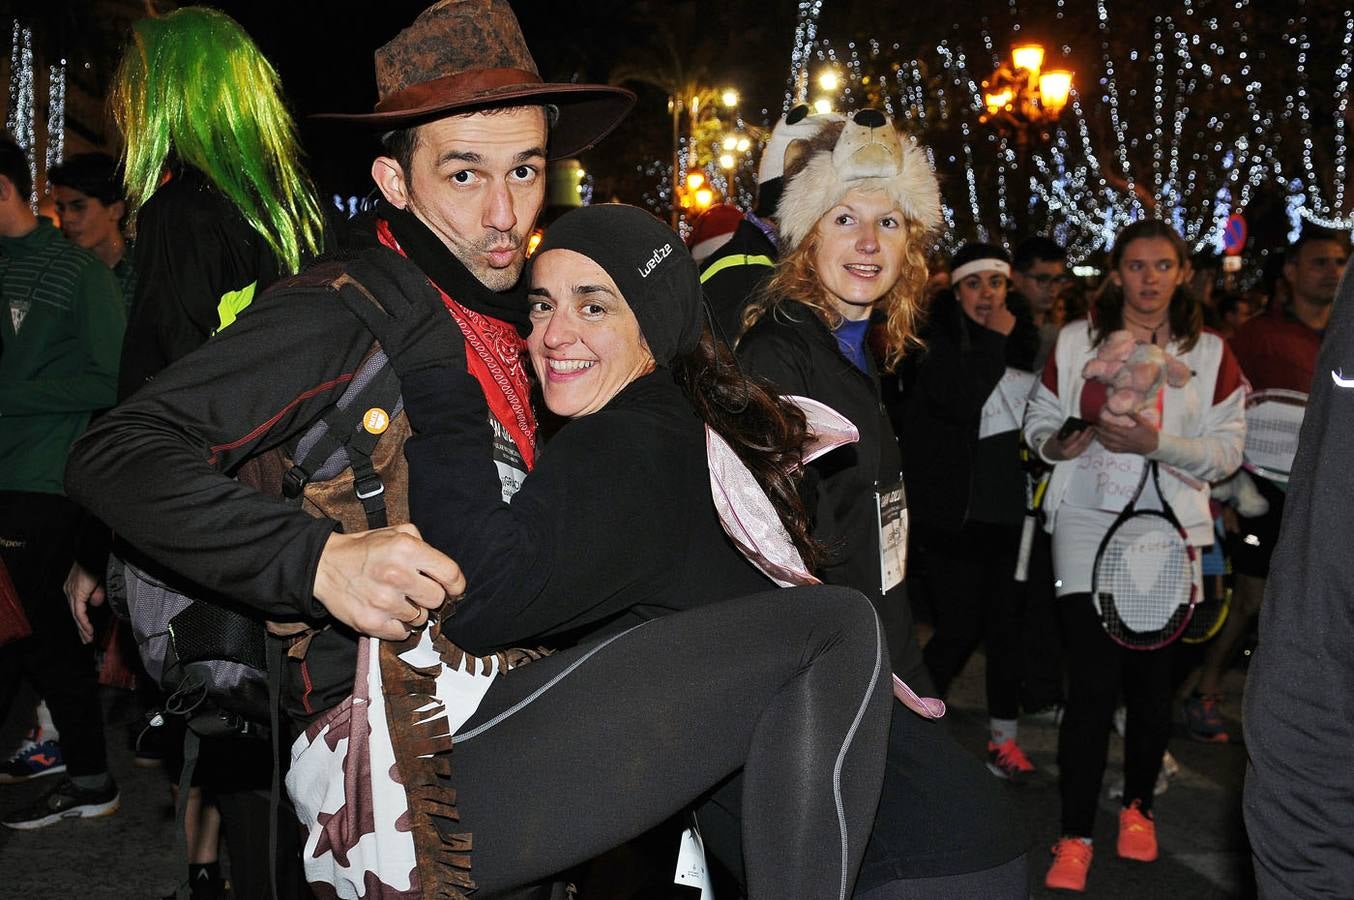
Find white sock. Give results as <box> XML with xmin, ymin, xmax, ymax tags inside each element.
<box><xmin>990</xmin><ymin>717</ymin><xmax>1018</xmax><ymax>745</ymax></box>
<box><xmin>35</xmin><ymin>700</ymin><xmax>58</xmax><ymax>742</ymax></box>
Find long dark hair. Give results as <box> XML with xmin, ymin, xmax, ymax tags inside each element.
<box><xmin>1092</xmin><ymin>219</ymin><xmax>1203</xmax><ymax>352</ymax></box>
<box><xmin>671</xmin><ymin>323</ymin><xmax>827</xmax><ymax>573</ymax></box>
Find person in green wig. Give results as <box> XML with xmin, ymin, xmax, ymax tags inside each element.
<box><xmin>63</xmin><ymin>8</ymin><xmax>328</xmax><ymax>899</ymax></box>
<box><xmin>110</xmin><ymin>5</ymin><xmax>328</xmax><ymax>398</ymax></box>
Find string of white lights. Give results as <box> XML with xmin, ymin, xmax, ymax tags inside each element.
<box><xmin>7</xmin><ymin>19</ymin><xmax>35</xmax><ymax>206</ymax></box>
<box><xmin>45</xmin><ymin>62</ymin><xmax>64</xmax><ymax>174</ymax></box>
<box><xmin>784</xmin><ymin>0</ymin><xmax>824</xmax><ymax>112</ymax></box>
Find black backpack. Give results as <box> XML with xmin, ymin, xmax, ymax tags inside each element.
<box><xmin>106</xmin><ymin>255</ymin><xmax>412</xmax><ymax>734</ymax></box>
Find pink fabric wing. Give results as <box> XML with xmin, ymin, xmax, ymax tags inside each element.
<box><xmin>707</xmin><ymin>396</ymin><xmax>944</xmax><ymax>719</ymax></box>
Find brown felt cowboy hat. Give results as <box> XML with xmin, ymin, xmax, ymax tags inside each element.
<box><xmin>314</xmin><ymin>0</ymin><xmax>635</xmax><ymax>159</ymax></box>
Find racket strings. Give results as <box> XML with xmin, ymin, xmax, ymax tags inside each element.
<box><xmin>1245</xmin><ymin>415</ymin><xmax>1301</xmax><ymax>456</ymax></box>
<box><xmin>1095</xmin><ymin>516</ymin><xmax>1195</xmax><ymax>647</ymax></box>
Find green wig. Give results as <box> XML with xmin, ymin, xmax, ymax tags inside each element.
<box><xmin>112</xmin><ymin>7</ymin><xmax>325</xmax><ymax>274</ymax></box>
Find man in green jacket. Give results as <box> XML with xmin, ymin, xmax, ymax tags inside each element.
<box><xmin>0</xmin><ymin>136</ymin><xmax>126</xmax><ymax>829</ymax></box>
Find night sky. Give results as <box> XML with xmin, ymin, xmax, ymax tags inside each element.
<box><xmin>207</xmin><ymin>0</ymin><xmax>799</xmax><ymax>202</ymax></box>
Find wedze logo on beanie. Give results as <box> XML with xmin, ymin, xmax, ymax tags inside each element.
<box><xmin>638</xmin><ymin>242</ymin><xmax>673</xmax><ymax>278</ymax></box>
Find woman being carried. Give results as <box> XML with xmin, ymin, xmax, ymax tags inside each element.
<box><xmin>380</xmin><ymin>203</ymin><xmax>892</xmax><ymax>898</ymax></box>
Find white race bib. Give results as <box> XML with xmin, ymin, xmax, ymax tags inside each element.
<box><xmin>876</xmin><ymin>482</ymin><xmax>908</xmax><ymax>593</ymax></box>
<box><xmin>490</xmin><ymin>416</ymin><xmax>527</xmax><ymax>502</ymax></box>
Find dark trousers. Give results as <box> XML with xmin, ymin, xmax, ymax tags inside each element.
<box><xmin>918</xmin><ymin>521</ymin><xmax>1023</xmax><ymax>720</ymax></box>
<box><xmin>1057</xmin><ymin>594</ymin><xmax>1172</xmax><ymax>837</ymax></box>
<box><xmin>1019</xmin><ymin>527</ymin><xmax>1065</xmax><ymax>711</ymax></box>
<box><xmin>0</xmin><ymin>491</ymin><xmax>108</xmax><ymax>776</ymax></box>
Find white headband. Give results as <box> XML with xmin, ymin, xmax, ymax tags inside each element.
<box><xmin>950</xmin><ymin>258</ymin><xmax>1011</xmax><ymax>284</ymax></box>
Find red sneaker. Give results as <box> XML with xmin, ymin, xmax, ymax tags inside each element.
<box><xmin>1117</xmin><ymin>800</ymin><xmax>1158</xmax><ymax>862</ymax></box>
<box><xmin>1045</xmin><ymin>837</ymin><xmax>1093</xmax><ymax>892</ymax></box>
<box><xmin>986</xmin><ymin>738</ymin><xmax>1037</xmax><ymax>783</ymax></box>
<box><xmin>1182</xmin><ymin>692</ymin><xmax>1231</xmax><ymax>743</ymax></box>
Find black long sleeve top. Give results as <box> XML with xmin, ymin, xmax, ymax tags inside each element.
<box><xmin>402</xmin><ymin>366</ymin><xmax>775</xmax><ymax>656</ymax></box>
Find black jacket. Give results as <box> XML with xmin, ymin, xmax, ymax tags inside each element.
<box><xmin>66</xmin><ymin>213</ymin><xmax>515</xmax><ymax>723</ymax></box>
<box><xmin>892</xmin><ymin>290</ymin><xmax>1039</xmax><ymax>533</ymax></box>
<box><xmin>698</xmin><ymin>219</ymin><xmax>778</xmax><ymax>342</ymax></box>
<box><xmin>738</xmin><ymin>301</ymin><xmax>921</xmax><ymax>677</ymax></box>
<box><xmin>403</xmin><ymin>367</ymin><xmax>774</xmax><ymax>655</ymax></box>
<box><xmin>119</xmin><ymin>165</ymin><xmax>281</xmax><ymax>400</ymax></box>
<box><xmin>1242</xmin><ymin>265</ymin><xmax>1354</xmax><ymax>897</ymax></box>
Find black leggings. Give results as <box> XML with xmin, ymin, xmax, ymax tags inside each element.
<box><xmin>448</xmin><ymin>586</ymin><xmax>892</xmax><ymax>900</ymax></box>
<box><xmin>1057</xmin><ymin>594</ymin><xmax>1173</xmax><ymax>837</ymax></box>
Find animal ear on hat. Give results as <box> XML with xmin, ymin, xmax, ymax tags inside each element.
<box><xmin>783</xmin><ymin>138</ymin><xmax>814</xmax><ymax>178</ymax></box>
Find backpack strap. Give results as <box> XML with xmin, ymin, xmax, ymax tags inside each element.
<box><xmin>281</xmin><ymin>249</ymin><xmax>430</xmax><ymax>531</ymax></box>
<box><xmin>282</xmin><ymin>356</ymin><xmax>402</xmax><ymax>530</ymax></box>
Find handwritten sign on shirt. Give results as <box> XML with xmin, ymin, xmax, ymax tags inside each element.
<box><xmin>979</xmin><ymin>368</ymin><xmax>1038</xmax><ymax>439</ymax></box>
<box><xmin>1063</xmin><ymin>445</ymin><xmax>1147</xmax><ymax>512</ymax></box>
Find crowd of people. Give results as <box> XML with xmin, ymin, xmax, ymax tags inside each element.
<box><xmin>0</xmin><ymin>1</ymin><xmax>1351</xmax><ymax>898</ymax></box>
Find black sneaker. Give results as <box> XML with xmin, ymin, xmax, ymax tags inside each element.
<box><xmin>1</xmin><ymin>776</ymin><xmax>119</xmax><ymax>829</ymax></box>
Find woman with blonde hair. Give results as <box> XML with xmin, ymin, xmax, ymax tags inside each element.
<box><xmin>739</xmin><ymin>109</ymin><xmax>1028</xmax><ymax>897</ymax></box>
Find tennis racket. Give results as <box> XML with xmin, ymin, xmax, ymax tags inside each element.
<box><xmin>1091</xmin><ymin>461</ymin><xmax>1198</xmax><ymax>650</ymax></box>
<box><xmin>1243</xmin><ymin>389</ymin><xmax>1308</xmax><ymax>484</ymax></box>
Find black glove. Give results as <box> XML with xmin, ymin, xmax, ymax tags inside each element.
<box><xmin>338</xmin><ymin>248</ymin><xmax>467</xmax><ymax>377</ymax></box>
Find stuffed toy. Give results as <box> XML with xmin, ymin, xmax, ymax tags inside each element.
<box><xmin>1082</xmin><ymin>330</ymin><xmax>1193</xmax><ymax>426</ymax></box>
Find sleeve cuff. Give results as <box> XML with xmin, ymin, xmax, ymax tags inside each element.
<box><xmin>1147</xmin><ymin>431</ymin><xmax>1194</xmax><ymax>469</ymax></box>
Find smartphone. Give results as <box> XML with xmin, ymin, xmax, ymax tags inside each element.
<box><xmin>1056</xmin><ymin>416</ymin><xmax>1093</xmax><ymax>441</ymax></box>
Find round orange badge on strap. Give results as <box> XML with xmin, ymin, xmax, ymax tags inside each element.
<box><xmin>363</xmin><ymin>408</ymin><xmax>390</xmax><ymax>435</ymax></box>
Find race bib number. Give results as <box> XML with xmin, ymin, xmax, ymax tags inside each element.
<box><xmin>876</xmin><ymin>482</ymin><xmax>908</xmax><ymax>593</ymax></box>
<box><xmin>490</xmin><ymin>416</ymin><xmax>527</xmax><ymax>503</ymax></box>
<box><xmin>1064</xmin><ymin>445</ymin><xmax>1144</xmax><ymax>513</ymax></box>
<box><xmin>979</xmin><ymin>368</ymin><xmax>1037</xmax><ymax>439</ymax></box>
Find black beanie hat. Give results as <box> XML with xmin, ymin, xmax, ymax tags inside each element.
<box><xmin>531</xmin><ymin>204</ymin><xmax>703</xmax><ymax>366</ymax></box>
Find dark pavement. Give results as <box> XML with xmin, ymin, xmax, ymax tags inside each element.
<box><xmin>1</xmin><ymin>641</ymin><xmax>1256</xmax><ymax>898</ymax></box>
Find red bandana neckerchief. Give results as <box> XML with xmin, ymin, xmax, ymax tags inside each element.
<box><xmin>376</xmin><ymin>220</ymin><xmax>536</xmax><ymax>470</ymax></box>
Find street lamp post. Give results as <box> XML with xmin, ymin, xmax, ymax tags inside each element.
<box><xmin>979</xmin><ymin>43</ymin><xmax>1073</xmax><ymax>236</ymax></box>
<box><xmin>670</xmin><ymin>85</ymin><xmax>740</xmax><ymax>227</ymax></box>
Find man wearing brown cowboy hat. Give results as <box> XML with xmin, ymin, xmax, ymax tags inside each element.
<box><xmin>68</xmin><ymin>1</ymin><xmax>633</xmax><ymax>896</ymax></box>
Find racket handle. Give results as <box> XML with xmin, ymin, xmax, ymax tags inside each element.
<box><xmin>1014</xmin><ymin>514</ymin><xmax>1036</xmax><ymax>582</ymax></box>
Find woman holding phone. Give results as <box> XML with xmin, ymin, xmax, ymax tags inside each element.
<box><xmin>1024</xmin><ymin>219</ymin><xmax>1246</xmax><ymax>892</ymax></box>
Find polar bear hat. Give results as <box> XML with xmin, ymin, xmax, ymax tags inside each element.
<box><xmin>775</xmin><ymin>108</ymin><xmax>942</xmax><ymax>252</ymax></box>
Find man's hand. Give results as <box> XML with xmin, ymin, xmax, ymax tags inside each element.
<box><xmin>65</xmin><ymin>561</ymin><xmax>105</xmax><ymax>644</ymax></box>
<box><xmin>312</xmin><ymin>524</ymin><xmax>465</xmax><ymax>640</ymax></box>
<box><xmin>1095</xmin><ymin>410</ymin><xmax>1160</xmax><ymax>456</ymax></box>
<box><xmin>1042</xmin><ymin>424</ymin><xmax>1096</xmax><ymax>461</ymax></box>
